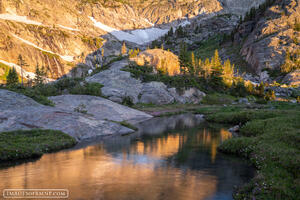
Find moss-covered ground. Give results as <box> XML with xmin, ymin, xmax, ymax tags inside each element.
<box><xmin>0</xmin><ymin>129</ymin><xmax>77</xmax><ymax>161</ymax></box>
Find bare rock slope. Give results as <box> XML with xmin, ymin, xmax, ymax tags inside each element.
<box><xmin>0</xmin><ymin>89</ymin><xmax>152</xmax><ymax>140</ymax></box>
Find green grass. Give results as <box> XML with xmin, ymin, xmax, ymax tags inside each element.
<box><xmin>110</xmin><ymin>120</ymin><xmax>138</xmax><ymax>131</ymax></box>
<box><xmin>197</xmin><ymin>103</ymin><xmax>300</xmax><ymax>199</ymax></box>
<box><xmin>195</xmin><ymin>35</ymin><xmax>222</xmax><ymax>60</ymax></box>
<box><xmin>0</xmin><ymin>129</ymin><xmax>77</xmax><ymax>161</ymax></box>
<box><xmin>201</xmin><ymin>93</ymin><xmax>237</xmax><ymax>105</ymax></box>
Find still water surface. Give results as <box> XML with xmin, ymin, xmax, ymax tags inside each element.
<box><xmin>0</xmin><ymin>114</ymin><xmax>254</xmax><ymax>200</ymax></box>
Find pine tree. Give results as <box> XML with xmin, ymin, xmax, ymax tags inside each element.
<box><xmin>176</xmin><ymin>26</ymin><xmax>184</xmax><ymax>38</ymax></box>
<box><xmin>257</xmin><ymin>81</ymin><xmax>265</xmax><ymax>97</ymax></box>
<box><xmin>222</xmin><ymin>59</ymin><xmax>234</xmax><ymax>87</ymax></box>
<box><xmin>6</xmin><ymin>67</ymin><xmax>19</xmax><ymax>86</ymax></box>
<box><xmin>179</xmin><ymin>42</ymin><xmax>189</xmax><ymax>74</ymax></box>
<box><xmin>213</xmin><ymin>49</ymin><xmax>222</xmax><ymax>71</ymax></box>
<box><xmin>34</xmin><ymin>64</ymin><xmax>46</xmax><ymax>85</ymax></box>
<box><xmin>17</xmin><ymin>55</ymin><xmax>28</xmax><ymax>86</ymax></box>
<box><xmin>168</xmin><ymin>27</ymin><xmax>174</xmax><ymax>37</ymax></box>
<box><xmin>195</xmin><ymin>59</ymin><xmax>203</xmax><ymax>76</ymax></box>
<box><xmin>189</xmin><ymin>52</ymin><xmax>196</xmax><ymax>75</ymax></box>
<box><xmin>203</xmin><ymin>58</ymin><xmax>212</xmax><ymax>80</ymax></box>
<box><xmin>121</xmin><ymin>42</ymin><xmax>127</xmax><ymax>55</ymax></box>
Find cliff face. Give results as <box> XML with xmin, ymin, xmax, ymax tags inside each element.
<box><xmin>238</xmin><ymin>0</ymin><xmax>300</xmax><ymax>73</ymax></box>
<box><xmin>0</xmin><ymin>0</ymin><xmax>279</xmax><ymax>82</ymax></box>
<box><xmin>0</xmin><ymin>0</ymin><xmax>224</xmax><ymax>81</ymax></box>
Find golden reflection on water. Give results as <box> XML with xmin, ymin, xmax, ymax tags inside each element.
<box><xmin>0</xmin><ymin>128</ymin><xmax>232</xmax><ymax>200</ymax></box>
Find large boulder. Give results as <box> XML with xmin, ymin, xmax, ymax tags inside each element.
<box><xmin>171</xmin><ymin>87</ymin><xmax>206</xmax><ymax>104</ymax></box>
<box><xmin>0</xmin><ymin>90</ymin><xmax>153</xmax><ymax>141</ymax></box>
<box><xmin>139</xmin><ymin>82</ymin><xmax>175</xmax><ymax>105</ymax></box>
<box><xmin>131</xmin><ymin>49</ymin><xmax>180</xmax><ymax>75</ymax></box>
<box><xmin>86</xmin><ymin>60</ymin><xmax>143</xmax><ymax>104</ymax></box>
<box><xmin>49</xmin><ymin>95</ymin><xmax>152</xmax><ymax>124</ymax></box>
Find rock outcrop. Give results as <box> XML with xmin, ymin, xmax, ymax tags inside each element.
<box><xmin>86</xmin><ymin>59</ymin><xmax>206</xmax><ymax>105</ymax></box>
<box><xmin>49</xmin><ymin>95</ymin><xmax>152</xmax><ymax>124</ymax></box>
<box><xmin>131</xmin><ymin>49</ymin><xmax>180</xmax><ymax>75</ymax></box>
<box><xmin>139</xmin><ymin>82</ymin><xmax>175</xmax><ymax>105</ymax></box>
<box><xmin>0</xmin><ymin>0</ymin><xmax>272</xmax><ymax>82</ymax></box>
<box><xmin>282</xmin><ymin>70</ymin><xmax>300</xmax><ymax>87</ymax></box>
<box><xmin>0</xmin><ymin>89</ymin><xmax>152</xmax><ymax>140</ymax></box>
<box><xmin>238</xmin><ymin>0</ymin><xmax>300</xmax><ymax>73</ymax></box>
<box><xmin>86</xmin><ymin>60</ymin><xmax>143</xmax><ymax>104</ymax></box>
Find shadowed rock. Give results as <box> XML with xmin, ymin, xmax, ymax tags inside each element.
<box><xmin>86</xmin><ymin>60</ymin><xmax>143</xmax><ymax>104</ymax></box>
<box><xmin>86</xmin><ymin>59</ymin><xmax>206</xmax><ymax>105</ymax></box>
<box><xmin>0</xmin><ymin>89</ymin><xmax>153</xmax><ymax>141</ymax></box>
<box><xmin>49</xmin><ymin>95</ymin><xmax>152</xmax><ymax>124</ymax></box>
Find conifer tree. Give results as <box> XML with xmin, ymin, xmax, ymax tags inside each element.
<box><xmin>195</xmin><ymin>59</ymin><xmax>203</xmax><ymax>76</ymax></box>
<box><xmin>179</xmin><ymin>42</ymin><xmax>189</xmax><ymax>74</ymax></box>
<box><xmin>6</xmin><ymin>67</ymin><xmax>19</xmax><ymax>86</ymax></box>
<box><xmin>203</xmin><ymin>58</ymin><xmax>212</xmax><ymax>80</ymax></box>
<box><xmin>213</xmin><ymin>49</ymin><xmax>222</xmax><ymax>73</ymax></box>
<box><xmin>257</xmin><ymin>81</ymin><xmax>265</xmax><ymax>97</ymax></box>
<box><xmin>222</xmin><ymin>59</ymin><xmax>234</xmax><ymax>87</ymax></box>
<box><xmin>189</xmin><ymin>52</ymin><xmax>196</xmax><ymax>75</ymax></box>
<box><xmin>121</xmin><ymin>42</ymin><xmax>127</xmax><ymax>55</ymax></box>
<box><xmin>168</xmin><ymin>27</ymin><xmax>174</xmax><ymax>37</ymax></box>
<box><xmin>34</xmin><ymin>64</ymin><xmax>46</xmax><ymax>85</ymax></box>
<box><xmin>17</xmin><ymin>55</ymin><xmax>28</xmax><ymax>86</ymax></box>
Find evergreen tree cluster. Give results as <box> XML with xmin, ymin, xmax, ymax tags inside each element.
<box><xmin>128</xmin><ymin>48</ymin><xmax>140</xmax><ymax>58</ymax></box>
<box><xmin>178</xmin><ymin>43</ymin><xmax>270</xmax><ymax>98</ymax></box>
<box><xmin>5</xmin><ymin>55</ymin><xmax>49</xmax><ymax>87</ymax></box>
<box><xmin>179</xmin><ymin>43</ymin><xmax>234</xmax><ymax>85</ymax></box>
<box><xmin>6</xmin><ymin>68</ymin><xmax>19</xmax><ymax>86</ymax></box>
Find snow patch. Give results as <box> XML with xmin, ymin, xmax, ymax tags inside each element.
<box><xmin>143</xmin><ymin>18</ymin><xmax>154</xmax><ymax>26</ymax></box>
<box><xmin>89</xmin><ymin>17</ymin><xmax>168</xmax><ymax>45</ymax></box>
<box><xmin>0</xmin><ymin>13</ymin><xmax>42</xmax><ymax>25</ymax></box>
<box><xmin>58</xmin><ymin>25</ymin><xmax>79</xmax><ymax>32</ymax></box>
<box><xmin>0</xmin><ymin>59</ymin><xmax>55</xmax><ymax>82</ymax></box>
<box><xmin>11</xmin><ymin>34</ymin><xmax>74</xmax><ymax>62</ymax></box>
<box><xmin>178</xmin><ymin>20</ymin><xmax>191</xmax><ymax>27</ymax></box>
<box><xmin>89</xmin><ymin>17</ymin><xmax>118</xmax><ymax>32</ymax></box>
<box><xmin>0</xmin><ymin>59</ymin><xmax>36</xmax><ymax>79</ymax></box>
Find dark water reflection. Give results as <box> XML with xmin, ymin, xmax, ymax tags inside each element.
<box><xmin>0</xmin><ymin>114</ymin><xmax>254</xmax><ymax>200</ymax></box>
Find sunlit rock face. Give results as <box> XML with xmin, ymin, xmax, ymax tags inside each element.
<box><xmin>219</xmin><ymin>0</ymin><xmax>266</xmax><ymax>15</ymax></box>
<box><xmin>238</xmin><ymin>0</ymin><xmax>300</xmax><ymax>73</ymax></box>
<box><xmin>0</xmin><ymin>0</ymin><xmax>222</xmax><ymax>81</ymax></box>
<box><xmin>283</xmin><ymin>70</ymin><xmax>300</xmax><ymax>87</ymax></box>
<box><xmin>131</xmin><ymin>49</ymin><xmax>181</xmax><ymax>76</ymax></box>
<box><xmin>0</xmin><ymin>0</ymin><xmax>263</xmax><ymax>82</ymax></box>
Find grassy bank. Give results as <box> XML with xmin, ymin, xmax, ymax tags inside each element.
<box><xmin>195</xmin><ymin>103</ymin><xmax>300</xmax><ymax>199</ymax></box>
<box><xmin>0</xmin><ymin>129</ymin><xmax>77</xmax><ymax>161</ymax></box>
